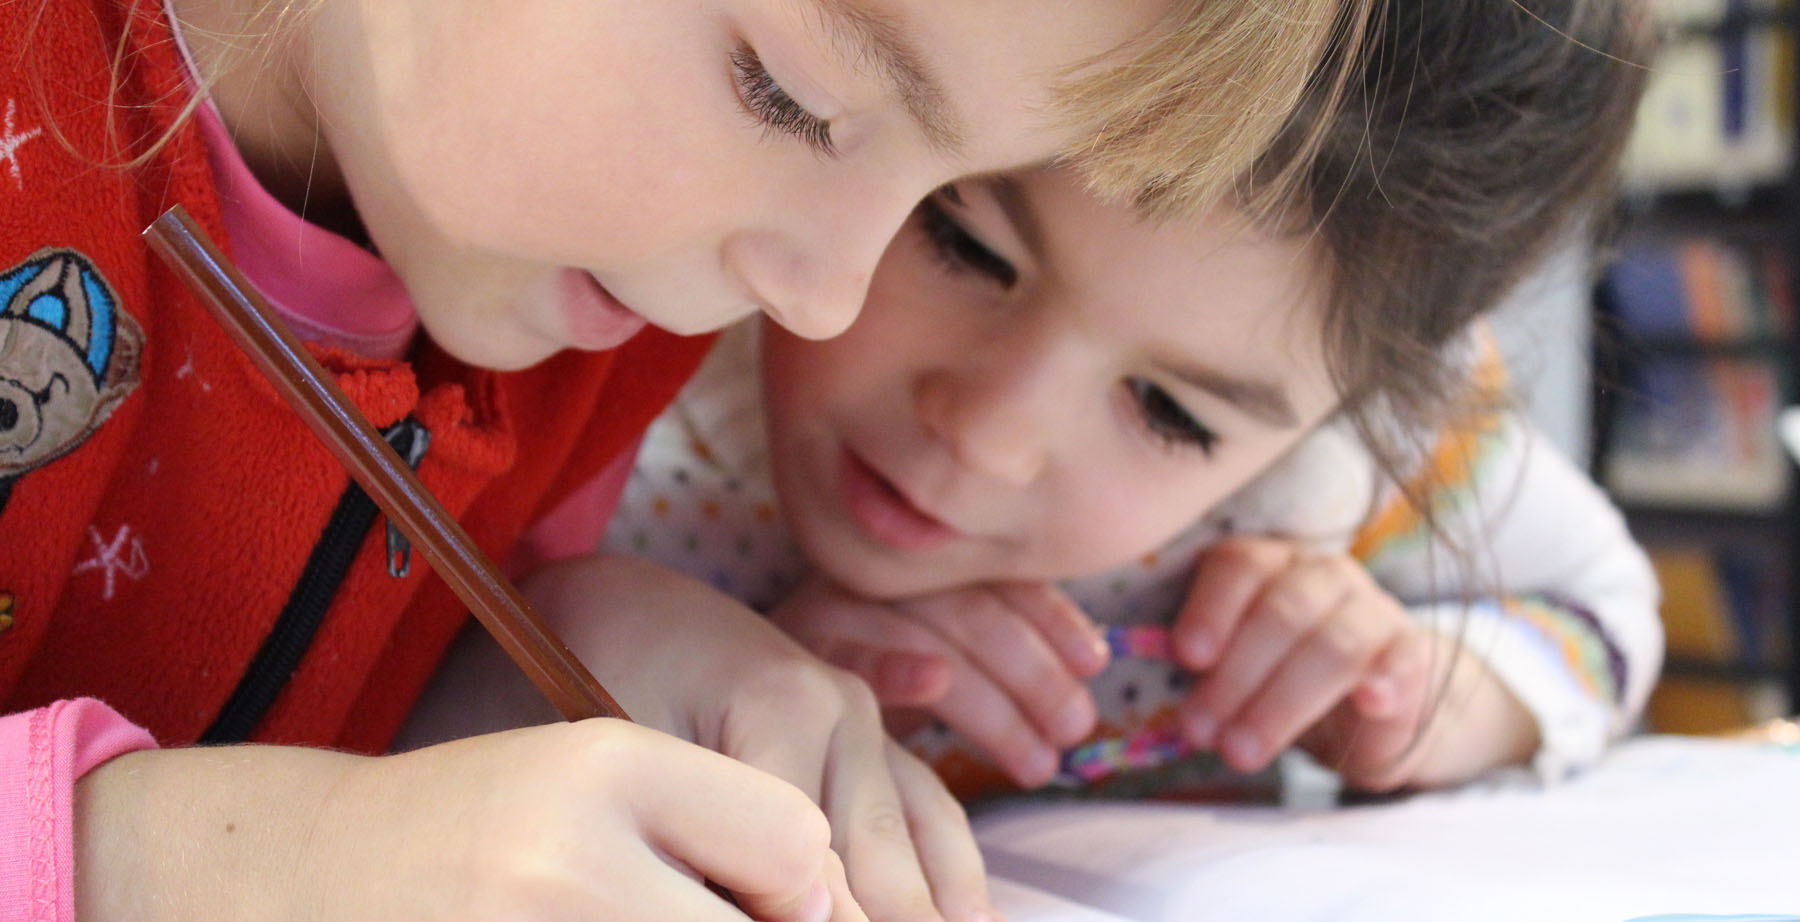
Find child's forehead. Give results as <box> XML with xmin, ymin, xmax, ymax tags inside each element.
<box><xmin>812</xmin><ymin>0</ymin><xmax>1165</xmax><ymax>47</ymax></box>
<box><xmin>778</xmin><ymin>0</ymin><xmax>1358</xmax><ymax>212</ymax></box>
<box><xmin>785</xmin><ymin>0</ymin><xmax>1172</xmax><ymax>154</ymax></box>
<box><xmin>992</xmin><ymin>170</ymin><xmax>1332</xmax><ymax>364</ymax></box>
<box><xmin>1014</xmin><ymin>171</ymin><xmax>1283</xmax><ymax>280</ymax></box>
<box><xmin>790</xmin><ymin>0</ymin><xmax>966</xmax><ymax>153</ymax></box>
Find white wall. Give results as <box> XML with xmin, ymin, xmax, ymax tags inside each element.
<box><xmin>1485</xmin><ymin>241</ymin><xmax>1595</xmax><ymax>469</ymax></box>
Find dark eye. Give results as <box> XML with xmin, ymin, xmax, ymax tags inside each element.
<box><xmin>1128</xmin><ymin>378</ymin><xmax>1218</xmax><ymax>455</ymax></box>
<box><xmin>731</xmin><ymin>45</ymin><xmax>835</xmax><ymax>156</ymax></box>
<box><xmin>918</xmin><ymin>195</ymin><xmax>1018</xmax><ymax>288</ymax></box>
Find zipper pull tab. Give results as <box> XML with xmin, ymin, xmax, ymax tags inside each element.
<box><xmin>381</xmin><ymin>418</ymin><xmax>432</xmax><ymax>578</ymax></box>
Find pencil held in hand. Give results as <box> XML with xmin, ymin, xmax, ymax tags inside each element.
<box><xmin>144</xmin><ymin>204</ymin><xmax>629</xmax><ymax>724</ymax></box>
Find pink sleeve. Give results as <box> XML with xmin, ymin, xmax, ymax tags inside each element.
<box><xmin>1</xmin><ymin>699</ymin><xmax>158</xmax><ymax>922</ymax></box>
<box><xmin>507</xmin><ymin>439</ymin><xmax>642</xmax><ymax>577</ymax></box>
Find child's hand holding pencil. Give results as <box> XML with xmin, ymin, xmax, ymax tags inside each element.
<box><xmin>137</xmin><ymin>207</ymin><xmax>877</xmax><ymax>922</ymax></box>
<box><xmin>518</xmin><ymin>554</ymin><xmax>1002</xmax><ymax>922</ymax></box>
<box><xmin>77</xmin><ymin>717</ymin><xmax>863</xmax><ymax>922</ymax></box>
<box><xmin>405</xmin><ymin>552</ymin><xmax>1004</xmax><ymax>922</ymax></box>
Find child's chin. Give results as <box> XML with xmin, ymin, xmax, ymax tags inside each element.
<box><xmin>824</xmin><ymin>555</ymin><xmax>967</xmax><ymax>603</ymax></box>
<box><xmin>428</xmin><ymin>324</ymin><xmax>555</xmax><ymax>372</ymax></box>
<box><xmin>467</xmin><ymin>340</ymin><xmax>562</xmax><ymax>371</ymax></box>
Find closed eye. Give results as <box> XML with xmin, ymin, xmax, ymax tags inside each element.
<box><xmin>917</xmin><ymin>194</ymin><xmax>1018</xmax><ymax>288</ymax></box>
<box><xmin>731</xmin><ymin>45</ymin><xmax>836</xmax><ymax>156</ymax></box>
<box><xmin>1128</xmin><ymin>378</ymin><xmax>1218</xmax><ymax>455</ymax></box>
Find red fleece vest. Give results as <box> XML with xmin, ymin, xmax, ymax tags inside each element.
<box><xmin>0</xmin><ymin>0</ymin><xmax>711</xmax><ymax>752</ymax></box>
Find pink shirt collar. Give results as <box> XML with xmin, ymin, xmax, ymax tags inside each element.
<box><xmin>170</xmin><ymin>1</ymin><xmax>418</xmax><ymax>360</ymax></box>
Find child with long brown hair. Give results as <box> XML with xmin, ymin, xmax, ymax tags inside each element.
<box><xmin>766</xmin><ymin>0</ymin><xmax>1660</xmax><ymax>796</ymax></box>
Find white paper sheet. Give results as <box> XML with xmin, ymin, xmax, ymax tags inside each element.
<box><xmin>976</xmin><ymin>736</ymin><xmax>1800</xmax><ymax>921</ymax></box>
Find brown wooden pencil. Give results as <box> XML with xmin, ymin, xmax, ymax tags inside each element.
<box><xmin>144</xmin><ymin>204</ymin><xmax>630</xmax><ymax>724</ymax></box>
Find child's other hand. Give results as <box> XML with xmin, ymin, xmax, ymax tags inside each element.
<box><xmin>769</xmin><ymin>576</ymin><xmax>1109</xmax><ymax>789</ymax></box>
<box><xmin>528</xmin><ymin>555</ymin><xmax>997</xmax><ymax>922</ymax></box>
<box><xmin>1302</xmin><ymin>629</ymin><xmax>1542</xmax><ymax>792</ymax></box>
<box><xmin>1170</xmin><ymin>536</ymin><xmax>1435</xmax><ymax>786</ymax></box>
<box><xmin>75</xmin><ymin>722</ymin><xmax>863</xmax><ymax>922</ymax></box>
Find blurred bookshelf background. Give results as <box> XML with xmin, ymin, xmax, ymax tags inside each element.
<box><xmin>1592</xmin><ymin>0</ymin><xmax>1800</xmax><ymax>732</ymax></box>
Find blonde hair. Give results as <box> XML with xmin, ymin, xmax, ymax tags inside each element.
<box><xmin>20</xmin><ymin>0</ymin><xmax>319</xmax><ymax>170</ymax></box>
<box><xmin>62</xmin><ymin>0</ymin><xmax>1366</xmax><ymax>219</ymax></box>
<box><xmin>1056</xmin><ymin>0</ymin><xmax>1373</xmax><ymax>218</ymax></box>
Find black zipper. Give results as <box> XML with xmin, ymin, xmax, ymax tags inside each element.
<box><xmin>201</xmin><ymin>418</ymin><xmax>431</xmax><ymax>743</ymax></box>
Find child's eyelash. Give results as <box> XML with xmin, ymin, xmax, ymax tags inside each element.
<box><xmin>917</xmin><ymin>195</ymin><xmax>1018</xmax><ymax>288</ymax></box>
<box><xmin>1128</xmin><ymin>378</ymin><xmax>1218</xmax><ymax>456</ymax></box>
<box><xmin>915</xmin><ymin>195</ymin><xmax>1210</xmax><ymax>456</ymax></box>
<box><xmin>730</xmin><ymin>46</ymin><xmax>836</xmax><ymax>156</ymax></box>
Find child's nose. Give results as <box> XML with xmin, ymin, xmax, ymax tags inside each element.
<box><xmin>913</xmin><ymin>365</ymin><xmax>1053</xmax><ymax>488</ymax></box>
<box><xmin>722</xmin><ymin>189</ymin><xmax>916</xmax><ymax>341</ymax></box>
<box><xmin>720</xmin><ymin>230</ymin><xmax>864</xmax><ymax>340</ymax></box>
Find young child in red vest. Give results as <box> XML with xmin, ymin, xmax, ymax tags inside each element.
<box><xmin>0</xmin><ymin>0</ymin><xmax>1371</xmax><ymax>919</ymax></box>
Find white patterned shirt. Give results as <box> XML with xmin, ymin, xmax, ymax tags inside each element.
<box><xmin>603</xmin><ymin>321</ymin><xmax>1663</xmax><ymax>798</ymax></box>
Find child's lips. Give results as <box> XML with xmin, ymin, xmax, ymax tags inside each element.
<box><xmin>839</xmin><ymin>449</ymin><xmax>961</xmax><ymax>551</ymax></box>
<box><xmin>559</xmin><ymin>269</ymin><xmax>647</xmax><ymax>350</ymax></box>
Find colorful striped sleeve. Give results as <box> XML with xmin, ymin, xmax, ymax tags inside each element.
<box><xmin>1351</xmin><ymin>402</ymin><xmax>1662</xmax><ymax>780</ymax></box>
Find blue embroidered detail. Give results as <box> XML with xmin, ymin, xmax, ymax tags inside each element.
<box><xmin>0</xmin><ymin>248</ymin><xmax>143</xmax><ymax>487</ymax></box>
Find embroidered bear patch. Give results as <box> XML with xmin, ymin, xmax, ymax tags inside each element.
<box><xmin>0</xmin><ymin>248</ymin><xmax>143</xmax><ymax>485</ymax></box>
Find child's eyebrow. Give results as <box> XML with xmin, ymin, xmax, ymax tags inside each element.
<box><xmin>809</xmin><ymin>0</ymin><xmax>964</xmax><ymax>153</ymax></box>
<box><xmin>1162</xmin><ymin>361</ymin><xmax>1298</xmax><ymax>428</ymax></box>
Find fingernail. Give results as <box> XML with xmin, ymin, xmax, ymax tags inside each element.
<box><xmin>1086</xmin><ymin>629</ymin><xmax>1112</xmax><ymax>669</ymax></box>
<box><xmin>1221</xmin><ymin>727</ymin><xmax>1262</xmax><ymax>769</ymax></box>
<box><xmin>1362</xmin><ymin>676</ymin><xmax>1395</xmax><ymax>714</ymax></box>
<box><xmin>1021</xmin><ymin>747</ymin><xmax>1059</xmax><ymax>786</ymax></box>
<box><xmin>1182</xmin><ymin>630</ymin><xmax>1216</xmax><ymax>667</ymax></box>
<box><xmin>1054</xmin><ymin>697</ymin><xmax>1095</xmax><ymax>744</ymax></box>
<box><xmin>904</xmin><ymin>658</ymin><xmax>947</xmax><ymax>695</ymax></box>
<box><xmin>1186</xmin><ymin>710</ymin><xmax>1218</xmax><ymax>748</ymax></box>
<box><xmin>798</xmin><ymin>880</ymin><xmax>832</xmax><ymax>922</ymax></box>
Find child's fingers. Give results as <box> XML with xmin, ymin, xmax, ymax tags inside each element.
<box><xmin>1310</xmin><ymin>639</ymin><xmax>1439</xmax><ymax>791</ymax></box>
<box><xmin>1345</xmin><ymin>637</ymin><xmax>1440</xmax><ymax>791</ymax></box>
<box><xmin>774</xmin><ymin>591</ymin><xmax>960</xmax><ymax>709</ymax></box>
<box><xmin>883</xmin><ymin>707</ymin><xmax>937</xmax><ymax>739</ymax></box>
<box><xmin>1180</xmin><ymin>555</ymin><xmax>1348</xmax><ymax>747</ymax></box>
<box><xmin>792</xmin><ymin>598</ymin><xmax>943</xmax><ymax>673</ymax></box>
<box><xmin>992</xmin><ymin>582</ymin><xmax>1110</xmax><ymax>677</ymax></box>
<box><xmin>887</xmin><ymin>741</ymin><xmax>999</xmax><ymax>922</ymax></box>
<box><xmin>722</xmin><ymin>663</ymin><xmax>869</xmax><ymax>807</ymax></box>
<box><xmin>1352</xmin><ymin>627</ymin><xmax>1433</xmax><ymax>721</ymax></box>
<box><xmin>830</xmin><ymin>643</ymin><xmax>954</xmax><ymax>707</ymax></box>
<box><xmin>1328</xmin><ymin>705</ymin><xmax>1431</xmax><ymax>793</ymax></box>
<box><xmin>816</xmin><ymin>851</ymin><xmax>873</xmax><ymax>922</ymax></box>
<box><xmin>1172</xmin><ymin>537</ymin><xmax>1300</xmax><ymax>669</ymax></box>
<box><xmin>606</xmin><ymin>725</ymin><xmax>861</xmax><ymax>922</ymax></box>
<box><xmin>873</xmin><ymin>651</ymin><xmax>956</xmax><ymax>707</ymax></box>
<box><xmin>690</xmin><ymin>836</ymin><xmax>860</xmax><ymax>922</ymax></box>
<box><xmin>720</xmin><ymin>873</ymin><xmax>840</xmax><ymax>922</ymax></box>
<box><xmin>928</xmin><ymin>663</ymin><xmax>1066</xmax><ymax>788</ymax></box>
<box><xmin>1294</xmin><ymin>699</ymin><xmax>1414</xmax><ymax>793</ymax></box>
<box><xmin>818</xmin><ymin>690</ymin><xmax>946</xmax><ymax>922</ymax></box>
<box><xmin>1213</xmin><ymin>600</ymin><xmax>1395</xmax><ymax>772</ymax></box>
<box><xmin>904</xmin><ymin>590</ymin><xmax>1097</xmax><ymax>749</ymax></box>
